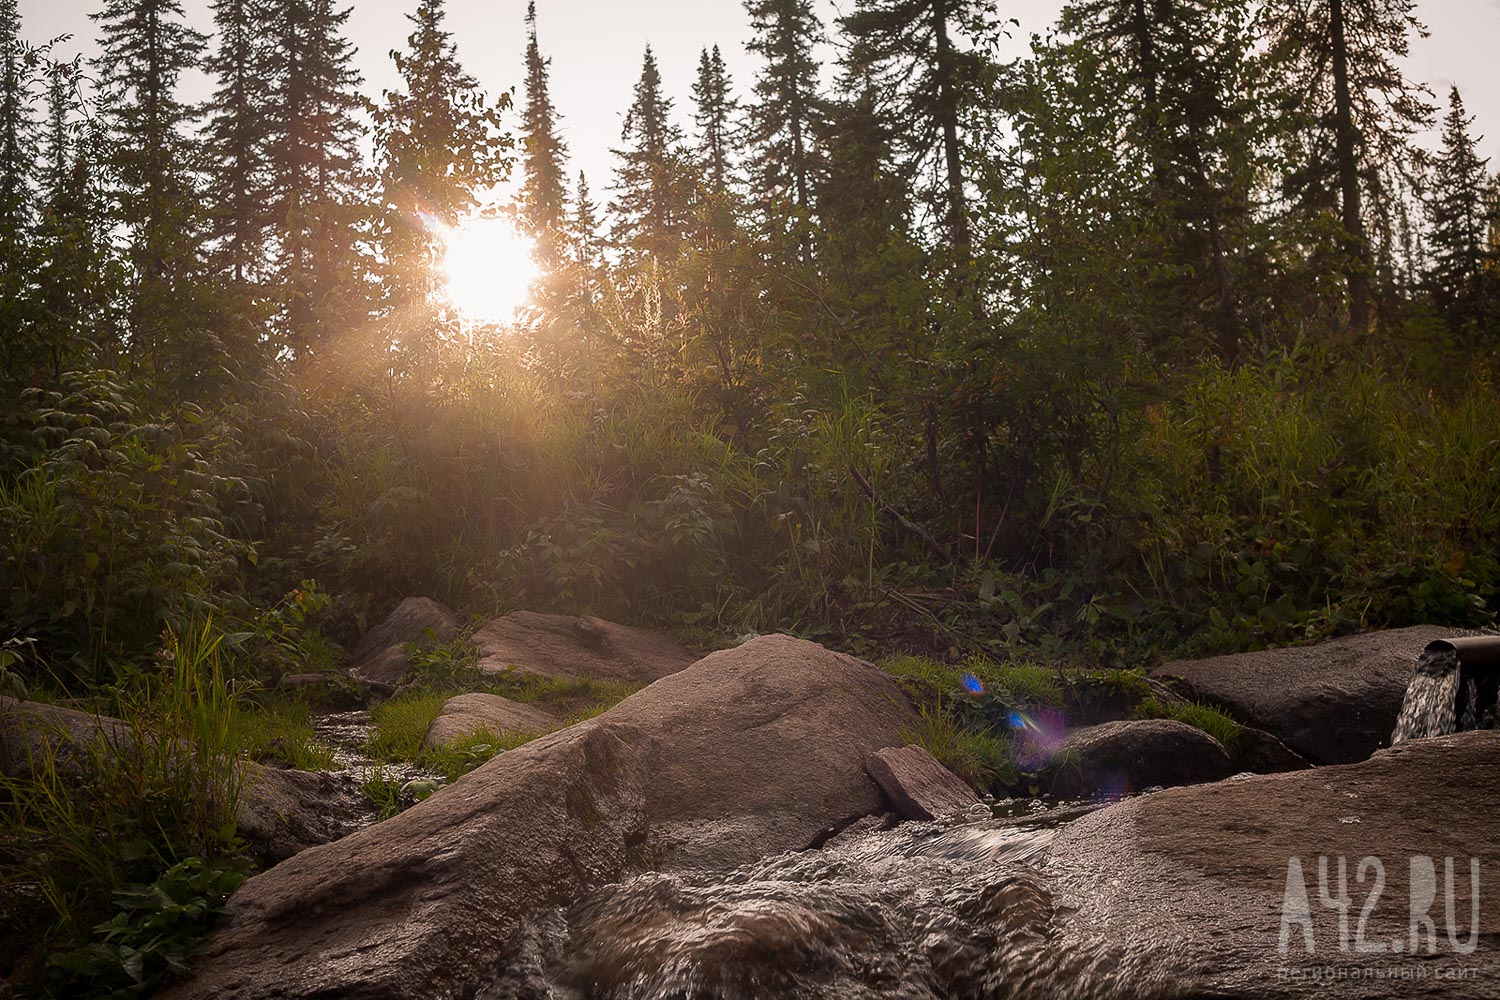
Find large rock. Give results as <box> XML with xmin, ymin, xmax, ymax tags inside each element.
<box><xmin>1044</xmin><ymin>718</ymin><xmax>1236</xmax><ymax>797</ymax></box>
<box><xmin>0</xmin><ymin>698</ymin><xmax>357</xmax><ymax>863</ymax></box>
<box><xmin>1152</xmin><ymin>627</ymin><xmax>1487</xmax><ymax>765</ymax></box>
<box><xmin>163</xmin><ymin>635</ymin><xmax>918</xmax><ymax>1000</ymax></box>
<box><xmin>421</xmin><ymin>692</ymin><xmax>557</xmax><ymax>750</ymax></box>
<box><xmin>1045</xmin><ymin>731</ymin><xmax>1500</xmax><ymax>997</ymax></box>
<box><xmin>347</xmin><ymin>597</ymin><xmax>459</xmax><ymax>686</ymax></box>
<box><xmin>473</xmin><ymin>611</ymin><xmax>700</xmax><ymax>684</ymax></box>
<box><xmin>864</xmin><ymin>744</ymin><xmax>980</xmax><ymax>819</ymax></box>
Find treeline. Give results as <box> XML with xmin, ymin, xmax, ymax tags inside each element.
<box><xmin>2</xmin><ymin>0</ymin><xmax>1500</xmax><ymax>682</ymax></box>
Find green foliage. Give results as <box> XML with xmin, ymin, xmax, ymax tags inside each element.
<box><xmin>1133</xmin><ymin>695</ymin><xmax>1244</xmax><ymax>749</ymax></box>
<box><xmin>43</xmin><ymin>855</ymin><xmax>246</xmax><ymax>1000</ymax></box>
<box><xmin>0</xmin><ymin>373</ymin><xmax>259</xmax><ymax>686</ymax></box>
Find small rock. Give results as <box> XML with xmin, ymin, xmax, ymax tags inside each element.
<box><xmin>472</xmin><ymin>611</ymin><xmax>700</xmax><ymax>684</ymax></box>
<box><xmin>1044</xmin><ymin>719</ymin><xmax>1236</xmax><ymax>798</ymax></box>
<box><xmin>349</xmin><ymin>597</ymin><xmax>460</xmax><ymax>686</ymax></box>
<box><xmin>864</xmin><ymin>744</ymin><xmax>980</xmax><ymax>820</ymax></box>
<box><xmin>422</xmin><ymin>693</ymin><xmax>557</xmax><ymax>750</ymax></box>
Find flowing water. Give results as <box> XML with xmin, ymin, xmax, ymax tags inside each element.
<box><xmin>1392</xmin><ymin>646</ymin><xmax>1462</xmax><ymax>743</ymax></box>
<box><xmin>482</xmin><ymin>805</ymin><xmax>1186</xmax><ymax>1000</ymax></box>
<box><xmin>310</xmin><ymin>710</ymin><xmax>442</xmax><ymax>828</ymax></box>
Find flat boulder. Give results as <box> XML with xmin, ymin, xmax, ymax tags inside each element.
<box><xmin>421</xmin><ymin>692</ymin><xmax>557</xmax><ymax>750</ymax></box>
<box><xmin>348</xmin><ymin>597</ymin><xmax>459</xmax><ymax>686</ymax></box>
<box><xmin>1044</xmin><ymin>731</ymin><xmax>1500</xmax><ymax>996</ymax></box>
<box><xmin>473</xmin><ymin>610</ymin><xmax>700</xmax><ymax>684</ymax></box>
<box><xmin>1044</xmin><ymin>719</ymin><xmax>1235</xmax><ymax>798</ymax></box>
<box><xmin>864</xmin><ymin>744</ymin><xmax>980</xmax><ymax>819</ymax></box>
<box><xmin>162</xmin><ymin>635</ymin><xmax>918</xmax><ymax>1000</ymax></box>
<box><xmin>1152</xmin><ymin>627</ymin><xmax>1488</xmax><ymax>764</ymax></box>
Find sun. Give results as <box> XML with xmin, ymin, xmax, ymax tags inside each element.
<box><xmin>438</xmin><ymin>215</ymin><xmax>538</xmax><ymax>324</ymax></box>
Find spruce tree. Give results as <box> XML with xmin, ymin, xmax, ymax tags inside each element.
<box><xmin>373</xmin><ymin>0</ymin><xmax>511</xmax><ymax>319</ymax></box>
<box><xmin>0</xmin><ymin>0</ymin><xmax>34</xmax><ymax>246</ymax></box>
<box><xmin>92</xmin><ymin>0</ymin><xmax>209</xmax><ymax>374</ymax></box>
<box><xmin>269</xmin><ymin>0</ymin><xmax>368</xmax><ymax>353</ymax></box>
<box><xmin>520</xmin><ymin>1</ymin><xmax>568</xmax><ymax>267</ymax></box>
<box><xmin>743</xmin><ymin>0</ymin><xmax>821</xmax><ymax>228</ymax></box>
<box><xmin>1424</xmin><ymin>86</ymin><xmax>1492</xmax><ymax>338</ymax></box>
<box><xmin>692</xmin><ymin>45</ymin><xmax>737</xmax><ymax>197</ymax></box>
<box><xmin>1058</xmin><ymin>0</ymin><xmax>1260</xmax><ymax>355</ymax></box>
<box><xmin>609</xmin><ymin>46</ymin><xmax>684</xmax><ymax>263</ymax></box>
<box><xmin>841</xmin><ymin>0</ymin><xmax>998</xmax><ymax>253</ymax></box>
<box><xmin>1262</xmin><ymin>0</ymin><xmax>1433</xmax><ymax>331</ymax></box>
<box><xmin>203</xmin><ymin>0</ymin><xmax>274</xmax><ymax>284</ymax></box>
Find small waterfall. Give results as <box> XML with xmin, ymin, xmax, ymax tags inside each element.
<box><xmin>1392</xmin><ymin>639</ymin><xmax>1500</xmax><ymax>744</ymax></box>
<box><xmin>1392</xmin><ymin>646</ymin><xmax>1461</xmax><ymax>743</ymax></box>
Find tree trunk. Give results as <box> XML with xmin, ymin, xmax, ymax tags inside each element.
<box><xmin>932</xmin><ymin>1</ymin><xmax>970</xmax><ymax>254</ymax></box>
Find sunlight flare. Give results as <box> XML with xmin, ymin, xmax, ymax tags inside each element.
<box><xmin>439</xmin><ymin>216</ymin><xmax>538</xmax><ymax>324</ymax></box>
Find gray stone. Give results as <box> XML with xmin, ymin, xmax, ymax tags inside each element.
<box><xmin>1152</xmin><ymin>626</ymin><xmax>1488</xmax><ymax>764</ymax></box>
<box><xmin>1045</xmin><ymin>718</ymin><xmax>1235</xmax><ymax>798</ymax></box>
<box><xmin>865</xmin><ymin>744</ymin><xmax>980</xmax><ymax>819</ymax></box>
<box><xmin>473</xmin><ymin>611</ymin><xmax>701</xmax><ymax>684</ymax></box>
<box><xmin>421</xmin><ymin>693</ymin><xmax>557</xmax><ymax>750</ymax></box>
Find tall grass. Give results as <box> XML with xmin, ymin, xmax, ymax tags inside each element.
<box><xmin>0</xmin><ymin>620</ymin><xmax>246</xmax><ymax>977</ymax></box>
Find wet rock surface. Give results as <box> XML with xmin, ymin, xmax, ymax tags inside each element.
<box><xmin>1152</xmin><ymin>627</ymin><xmax>1488</xmax><ymax>764</ymax></box>
<box><xmin>1046</xmin><ymin>731</ymin><xmax>1500</xmax><ymax>998</ymax></box>
<box><xmin>162</xmin><ymin>635</ymin><xmax>920</xmax><ymax>1000</ymax></box>
<box><xmin>473</xmin><ymin>610</ymin><xmax>701</xmax><ymax>683</ymax></box>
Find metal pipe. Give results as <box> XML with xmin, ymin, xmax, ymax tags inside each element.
<box><xmin>1424</xmin><ymin>636</ymin><xmax>1500</xmax><ymax>669</ymax></box>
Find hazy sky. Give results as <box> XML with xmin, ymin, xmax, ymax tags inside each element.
<box><xmin>17</xmin><ymin>0</ymin><xmax>1500</xmax><ymax>203</ymax></box>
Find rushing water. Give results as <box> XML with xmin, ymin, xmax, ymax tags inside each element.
<box><xmin>310</xmin><ymin>710</ymin><xmax>441</xmax><ymax>828</ymax></box>
<box><xmin>1392</xmin><ymin>644</ymin><xmax>1500</xmax><ymax>744</ymax></box>
<box><xmin>482</xmin><ymin>805</ymin><xmax>1184</xmax><ymax>1000</ymax></box>
<box><xmin>1392</xmin><ymin>646</ymin><xmax>1462</xmax><ymax>743</ymax></box>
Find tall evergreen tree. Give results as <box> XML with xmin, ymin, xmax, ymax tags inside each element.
<box><xmin>1424</xmin><ymin>86</ymin><xmax>1492</xmax><ymax>339</ymax></box>
<box><xmin>1059</xmin><ymin>0</ymin><xmax>1262</xmax><ymax>355</ymax></box>
<box><xmin>203</xmin><ymin>0</ymin><xmax>274</xmax><ymax>284</ymax></box>
<box><xmin>841</xmin><ymin>0</ymin><xmax>998</xmax><ymax>253</ymax></box>
<box><xmin>92</xmin><ymin>0</ymin><xmax>209</xmax><ymax>373</ymax></box>
<box><xmin>519</xmin><ymin>0</ymin><xmax>567</xmax><ymax>268</ymax></box>
<box><xmin>1261</xmin><ymin>0</ymin><xmax>1433</xmax><ymax>332</ymax></box>
<box><xmin>269</xmin><ymin>0</ymin><xmax>369</xmax><ymax>353</ymax></box>
<box><xmin>743</xmin><ymin>0</ymin><xmax>822</xmax><ymax>229</ymax></box>
<box><xmin>692</xmin><ymin>44</ymin><xmax>737</xmax><ymax>197</ymax></box>
<box><xmin>609</xmin><ymin>46</ymin><xmax>685</xmax><ymax>263</ymax></box>
<box><xmin>0</xmin><ymin>0</ymin><xmax>33</xmax><ymax>246</ymax></box>
<box><xmin>373</xmin><ymin>0</ymin><xmax>511</xmax><ymax>320</ymax></box>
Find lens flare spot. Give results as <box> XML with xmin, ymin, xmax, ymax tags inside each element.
<box><xmin>961</xmin><ymin>673</ymin><xmax>985</xmax><ymax>696</ymax></box>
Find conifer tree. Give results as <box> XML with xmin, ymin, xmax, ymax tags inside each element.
<box><xmin>1424</xmin><ymin>86</ymin><xmax>1492</xmax><ymax>339</ymax></box>
<box><xmin>1261</xmin><ymin>0</ymin><xmax>1433</xmax><ymax>331</ymax></box>
<box><xmin>841</xmin><ymin>0</ymin><xmax>998</xmax><ymax>253</ymax></box>
<box><xmin>203</xmin><ymin>0</ymin><xmax>274</xmax><ymax>284</ymax></box>
<box><xmin>0</xmin><ymin>0</ymin><xmax>34</xmax><ymax>247</ymax></box>
<box><xmin>743</xmin><ymin>0</ymin><xmax>821</xmax><ymax>227</ymax></box>
<box><xmin>269</xmin><ymin>0</ymin><xmax>368</xmax><ymax>353</ymax></box>
<box><xmin>373</xmin><ymin>0</ymin><xmax>511</xmax><ymax>319</ymax></box>
<box><xmin>520</xmin><ymin>0</ymin><xmax>567</xmax><ymax>268</ymax></box>
<box><xmin>92</xmin><ymin>0</ymin><xmax>209</xmax><ymax>373</ymax></box>
<box><xmin>610</xmin><ymin>46</ymin><xmax>684</xmax><ymax>263</ymax></box>
<box><xmin>692</xmin><ymin>45</ymin><xmax>737</xmax><ymax>197</ymax></box>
